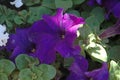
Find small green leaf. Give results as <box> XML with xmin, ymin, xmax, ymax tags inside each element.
<box><xmin>85</xmin><ymin>33</ymin><xmax>108</xmax><ymax>62</ymax></box>
<box><xmin>86</xmin><ymin>16</ymin><xmax>100</xmax><ymax>32</ymax></box>
<box><xmin>0</xmin><ymin>59</ymin><xmax>15</xmax><ymax>76</ymax></box>
<box><xmin>38</xmin><ymin>64</ymin><xmax>56</xmax><ymax>79</ymax></box>
<box><xmin>14</xmin><ymin>16</ymin><xmax>24</xmax><ymax>25</ymax></box>
<box><xmin>90</xmin><ymin>7</ymin><xmax>105</xmax><ymax>23</ymax></box>
<box><xmin>67</xmin><ymin>10</ymin><xmax>80</xmax><ymax>16</ymax></box>
<box><xmin>72</xmin><ymin>0</ymin><xmax>85</xmax><ymax>5</ymax></box>
<box><xmin>86</xmin><ymin>42</ymin><xmax>108</xmax><ymax>62</ymax></box>
<box><xmin>19</xmin><ymin>68</ymin><xmax>34</xmax><ymax>80</ymax></box>
<box><xmin>81</xmin><ymin>11</ymin><xmax>90</xmax><ymax>18</ymax></box>
<box><xmin>19</xmin><ymin>64</ymin><xmax>56</xmax><ymax>80</ymax></box>
<box><xmin>64</xmin><ymin>58</ymin><xmax>74</xmax><ymax>68</ymax></box>
<box><xmin>31</xmin><ymin>66</ymin><xmax>43</xmax><ymax>80</ymax></box>
<box><xmin>55</xmin><ymin>0</ymin><xmax>73</xmax><ymax>11</ymax></box>
<box><xmin>42</xmin><ymin>0</ymin><xmax>56</xmax><ymax>9</ymax></box>
<box><xmin>5</xmin><ymin>20</ymin><xmax>13</xmax><ymax>30</ymax></box>
<box><xmin>0</xmin><ymin>73</ymin><xmax>8</xmax><ymax>80</ymax></box>
<box><xmin>27</xmin><ymin>6</ymin><xmax>53</xmax><ymax>24</ymax></box>
<box><xmin>109</xmin><ymin>60</ymin><xmax>120</xmax><ymax>80</ymax></box>
<box><xmin>15</xmin><ymin>54</ymin><xmax>39</xmax><ymax>70</ymax></box>
<box><xmin>108</xmin><ymin>46</ymin><xmax>120</xmax><ymax>62</ymax></box>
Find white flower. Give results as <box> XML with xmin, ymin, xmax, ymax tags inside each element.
<box><xmin>10</xmin><ymin>0</ymin><xmax>23</xmax><ymax>8</ymax></box>
<box><xmin>0</xmin><ymin>25</ymin><xmax>9</xmax><ymax>46</ymax></box>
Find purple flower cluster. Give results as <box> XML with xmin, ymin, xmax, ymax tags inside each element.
<box><xmin>7</xmin><ymin>8</ymin><xmax>84</xmax><ymax>64</ymax></box>
<box><xmin>88</xmin><ymin>0</ymin><xmax>120</xmax><ymax>18</ymax></box>
<box><xmin>6</xmin><ymin>8</ymin><xmax>109</xmax><ymax>80</ymax></box>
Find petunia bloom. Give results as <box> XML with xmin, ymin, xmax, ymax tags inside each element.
<box><xmin>67</xmin><ymin>55</ymin><xmax>109</xmax><ymax>80</ymax></box>
<box><xmin>7</xmin><ymin>8</ymin><xmax>85</xmax><ymax>64</ymax></box>
<box><xmin>99</xmin><ymin>19</ymin><xmax>120</xmax><ymax>39</ymax></box>
<box><xmin>28</xmin><ymin>8</ymin><xmax>85</xmax><ymax>64</ymax></box>
<box><xmin>6</xmin><ymin>28</ymin><xmax>35</xmax><ymax>61</ymax></box>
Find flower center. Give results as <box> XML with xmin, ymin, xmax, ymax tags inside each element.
<box><xmin>60</xmin><ymin>31</ymin><xmax>65</xmax><ymax>39</ymax></box>
<box><xmin>29</xmin><ymin>43</ymin><xmax>36</xmax><ymax>53</ymax></box>
<box><xmin>31</xmin><ymin>48</ymin><xmax>36</xmax><ymax>53</ymax></box>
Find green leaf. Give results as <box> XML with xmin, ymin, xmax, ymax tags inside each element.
<box><xmin>19</xmin><ymin>64</ymin><xmax>56</xmax><ymax>80</ymax></box>
<box><xmin>79</xmin><ymin>25</ymin><xmax>92</xmax><ymax>40</ymax></box>
<box><xmin>42</xmin><ymin>0</ymin><xmax>56</xmax><ymax>9</ymax></box>
<box><xmin>15</xmin><ymin>54</ymin><xmax>39</xmax><ymax>70</ymax></box>
<box><xmin>31</xmin><ymin>66</ymin><xmax>43</xmax><ymax>80</ymax></box>
<box><xmin>86</xmin><ymin>7</ymin><xmax>105</xmax><ymax>33</ymax></box>
<box><xmin>19</xmin><ymin>68</ymin><xmax>34</xmax><ymax>80</ymax></box>
<box><xmin>72</xmin><ymin>0</ymin><xmax>85</xmax><ymax>5</ymax></box>
<box><xmin>27</xmin><ymin>6</ymin><xmax>53</xmax><ymax>24</ymax></box>
<box><xmin>37</xmin><ymin>64</ymin><xmax>56</xmax><ymax>79</ymax></box>
<box><xmin>0</xmin><ymin>59</ymin><xmax>15</xmax><ymax>76</ymax></box>
<box><xmin>0</xmin><ymin>5</ymin><xmax>16</xmax><ymax>29</ymax></box>
<box><xmin>67</xmin><ymin>10</ymin><xmax>80</xmax><ymax>16</ymax></box>
<box><xmin>23</xmin><ymin>0</ymin><xmax>40</xmax><ymax>6</ymax></box>
<box><xmin>86</xmin><ymin>43</ymin><xmax>108</xmax><ymax>62</ymax></box>
<box><xmin>81</xmin><ymin>11</ymin><xmax>90</xmax><ymax>19</ymax></box>
<box><xmin>86</xmin><ymin>15</ymin><xmax>100</xmax><ymax>32</ymax></box>
<box><xmin>0</xmin><ymin>73</ymin><xmax>8</xmax><ymax>80</ymax></box>
<box><xmin>64</xmin><ymin>58</ymin><xmax>74</xmax><ymax>68</ymax></box>
<box><xmin>5</xmin><ymin>20</ymin><xmax>13</xmax><ymax>30</ymax></box>
<box><xmin>14</xmin><ymin>16</ymin><xmax>24</xmax><ymax>25</ymax></box>
<box><xmin>55</xmin><ymin>0</ymin><xmax>73</xmax><ymax>11</ymax></box>
<box><xmin>85</xmin><ymin>33</ymin><xmax>108</xmax><ymax>62</ymax></box>
<box><xmin>109</xmin><ymin>60</ymin><xmax>120</xmax><ymax>80</ymax></box>
<box><xmin>90</xmin><ymin>7</ymin><xmax>105</xmax><ymax>23</ymax></box>
<box><xmin>108</xmin><ymin>46</ymin><xmax>120</xmax><ymax>62</ymax></box>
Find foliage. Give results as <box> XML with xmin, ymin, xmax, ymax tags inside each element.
<box><xmin>0</xmin><ymin>0</ymin><xmax>120</xmax><ymax>80</ymax></box>
<box><xmin>109</xmin><ymin>60</ymin><xmax>120</xmax><ymax>80</ymax></box>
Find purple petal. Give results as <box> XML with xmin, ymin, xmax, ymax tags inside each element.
<box><xmin>99</xmin><ymin>19</ymin><xmax>120</xmax><ymax>39</ymax></box>
<box><xmin>112</xmin><ymin>2</ymin><xmax>120</xmax><ymax>18</ymax></box>
<box><xmin>67</xmin><ymin>55</ymin><xmax>88</xmax><ymax>80</ymax></box>
<box><xmin>85</xmin><ymin>63</ymin><xmax>109</xmax><ymax>80</ymax></box>
<box><xmin>42</xmin><ymin>8</ymin><xmax>63</xmax><ymax>31</ymax></box>
<box><xmin>28</xmin><ymin>20</ymin><xmax>55</xmax><ymax>43</ymax></box>
<box><xmin>55</xmin><ymin>40</ymin><xmax>80</xmax><ymax>57</ymax></box>
<box><xmin>96</xmin><ymin>0</ymin><xmax>102</xmax><ymax>4</ymax></box>
<box><xmin>63</xmin><ymin>14</ymin><xmax>85</xmax><ymax>32</ymax></box>
<box><xmin>10</xmin><ymin>47</ymin><xmax>25</xmax><ymax>60</ymax></box>
<box><xmin>35</xmin><ymin>34</ymin><xmax>57</xmax><ymax>64</ymax></box>
<box><xmin>87</xmin><ymin>0</ymin><xmax>96</xmax><ymax>6</ymax></box>
<box><xmin>7</xmin><ymin>28</ymin><xmax>35</xmax><ymax>60</ymax></box>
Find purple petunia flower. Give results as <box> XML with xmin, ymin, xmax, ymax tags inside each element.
<box><xmin>28</xmin><ymin>8</ymin><xmax>85</xmax><ymax>64</ymax></box>
<box><xmin>99</xmin><ymin>19</ymin><xmax>120</xmax><ymax>39</ymax></box>
<box><xmin>88</xmin><ymin>0</ymin><xmax>120</xmax><ymax>18</ymax></box>
<box><xmin>67</xmin><ymin>55</ymin><xmax>109</xmax><ymax>80</ymax></box>
<box><xmin>6</xmin><ymin>28</ymin><xmax>35</xmax><ymax>61</ymax></box>
<box><xmin>7</xmin><ymin>8</ymin><xmax>85</xmax><ymax>64</ymax></box>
